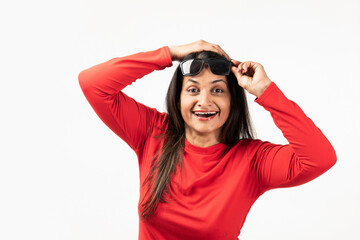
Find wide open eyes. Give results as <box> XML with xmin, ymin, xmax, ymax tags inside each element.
<box><xmin>187</xmin><ymin>88</ymin><xmax>199</xmax><ymax>93</ymax></box>
<box><xmin>186</xmin><ymin>87</ymin><xmax>224</xmax><ymax>94</ymax></box>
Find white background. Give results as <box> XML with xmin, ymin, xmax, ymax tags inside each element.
<box><xmin>1</xmin><ymin>0</ymin><xmax>359</xmax><ymax>239</ymax></box>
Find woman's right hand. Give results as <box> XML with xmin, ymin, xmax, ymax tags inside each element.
<box><xmin>168</xmin><ymin>40</ymin><xmax>231</xmax><ymax>61</ymax></box>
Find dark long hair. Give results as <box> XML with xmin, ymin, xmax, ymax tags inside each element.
<box><xmin>139</xmin><ymin>51</ymin><xmax>255</xmax><ymax>220</ymax></box>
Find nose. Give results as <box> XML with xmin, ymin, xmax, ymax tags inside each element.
<box><xmin>197</xmin><ymin>90</ymin><xmax>213</xmax><ymax>107</ymax></box>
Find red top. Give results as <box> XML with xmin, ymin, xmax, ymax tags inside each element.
<box><xmin>78</xmin><ymin>46</ymin><xmax>336</xmax><ymax>240</ymax></box>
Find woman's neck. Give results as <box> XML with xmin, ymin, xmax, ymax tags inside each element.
<box><xmin>185</xmin><ymin>129</ymin><xmax>220</xmax><ymax>148</ymax></box>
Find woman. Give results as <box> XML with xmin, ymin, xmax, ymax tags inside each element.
<box><xmin>78</xmin><ymin>40</ymin><xmax>336</xmax><ymax>240</ymax></box>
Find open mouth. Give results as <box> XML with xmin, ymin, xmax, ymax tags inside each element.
<box><xmin>192</xmin><ymin>111</ymin><xmax>218</xmax><ymax>120</ymax></box>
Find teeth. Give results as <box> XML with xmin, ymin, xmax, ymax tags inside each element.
<box><xmin>193</xmin><ymin>112</ymin><xmax>217</xmax><ymax>114</ymax></box>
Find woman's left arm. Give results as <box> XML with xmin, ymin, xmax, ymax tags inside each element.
<box><xmin>231</xmin><ymin>60</ymin><xmax>337</xmax><ymax>190</ymax></box>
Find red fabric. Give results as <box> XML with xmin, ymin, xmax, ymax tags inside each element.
<box><xmin>78</xmin><ymin>46</ymin><xmax>336</xmax><ymax>240</ymax></box>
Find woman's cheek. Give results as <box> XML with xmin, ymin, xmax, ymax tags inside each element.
<box><xmin>181</xmin><ymin>97</ymin><xmax>195</xmax><ymax>113</ymax></box>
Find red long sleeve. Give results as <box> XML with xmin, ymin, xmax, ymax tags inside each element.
<box><xmin>78</xmin><ymin>46</ymin><xmax>172</xmax><ymax>153</ymax></box>
<box><xmin>78</xmin><ymin>46</ymin><xmax>336</xmax><ymax>240</ymax></box>
<box><xmin>248</xmin><ymin>82</ymin><xmax>337</xmax><ymax>191</ymax></box>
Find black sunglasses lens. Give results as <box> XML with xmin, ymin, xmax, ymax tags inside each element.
<box><xmin>181</xmin><ymin>59</ymin><xmax>203</xmax><ymax>76</ymax></box>
<box><xmin>209</xmin><ymin>59</ymin><xmax>231</xmax><ymax>75</ymax></box>
<box><xmin>181</xmin><ymin>58</ymin><xmax>231</xmax><ymax>76</ymax></box>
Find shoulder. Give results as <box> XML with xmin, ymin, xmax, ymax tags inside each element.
<box><xmin>233</xmin><ymin>138</ymin><xmax>265</xmax><ymax>149</ymax></box>
<box><xmin>230</xmin><ymin>138</ymin><xmax>276</xmax><ymax>156</ymax></box>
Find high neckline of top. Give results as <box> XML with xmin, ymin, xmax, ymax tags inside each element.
<box><xmin>184</xmin><ymin>138</ymin><xmax>227</xmax><ymax>154</ymax></box>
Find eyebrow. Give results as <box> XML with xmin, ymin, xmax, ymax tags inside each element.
<box><xmin>186</xmin><ymin>79</ymin><xmax>226</xmax><ymax>84</ymax></box>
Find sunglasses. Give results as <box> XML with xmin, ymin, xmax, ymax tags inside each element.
<box><xmin>180</xmin><ymin>58</ymin><xmax>233</xmax><ymax>76</ymax></box>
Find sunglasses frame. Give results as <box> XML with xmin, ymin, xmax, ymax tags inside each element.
<box><xmin>180</xmin><ymin>58</ymin><xmax>234</xmax><ymax>76</ymax></box>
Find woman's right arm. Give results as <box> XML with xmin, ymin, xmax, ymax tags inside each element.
<box><xmin>78</xmin><ymin>46</ymin><xmax>173</xmax><ymax>151</ymax></box>
<box><xmin>78</xmin><ymin>40</ymin><xmax>231</xmax><ymax>151</ymax></box>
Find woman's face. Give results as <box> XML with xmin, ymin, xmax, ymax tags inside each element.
<box><xmin>180</xmin><ymin>65</ymin><xmax>231</xmax><ymax>141</ymax></box>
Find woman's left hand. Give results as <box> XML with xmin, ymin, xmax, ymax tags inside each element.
<box><xmin>231</xmin><ymin>59</ymin><xmax>272</xmax><ymax>98</ymax></box>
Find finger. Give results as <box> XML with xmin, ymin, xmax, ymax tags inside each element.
<box><xmin>217</xmin><ymin>45</ymin><xmax>231</xmax><ymax>60</ymax></box>
<box><xmin>212</xmin><ymin>44</ymin><xmax>231</xmax><ymax>60</ymax></box>
<box><xmin>238</xmin><ymin>64</ymin><xmax>244</xmax><ymax>74</ymax></box>
<box><xmin>239</xmin><ymin>62</ymin><xmax>246</xmax><ymax>73</ymax></box>
<box><xmin>241</xmin><ymin>61</ymin><xmax>256</xmax><ymax>73</ymax></box>
<box><xmin>231</xmin><ymin>65</ymin><xmax>238</xmax><ymax>75</ymax></box>
<box><xmin>231</xmin><ymin>65</ymin><xmax>244</xmax><ymax>80</ymax></box>
<box><xmin>245</xmin><ymin>61</ymin><xmax>262</xmax><ymax>73</ymax></box>
<box><xmin>231</xmin><ymin>65</ymin><xmax>242</xmax><ymax>75</ymax></box>
<box><xmin>242</xmin><ymin>61</ymin><xmax>250</xmax><ymax>73</ymax></box>
<box><xmin>198</xmin><ymin>41</ymin><xmax>231</xmax><ymax>60</ymax></box>
<box><xmin>231</xmin><ymin>66</ymin><xmax>251</xmax><ymax>88</ymax></box>
<box><xmin>231</xmin><ymin>59</ymin><xmax>242</xmax><ymax>67</ymax></box>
